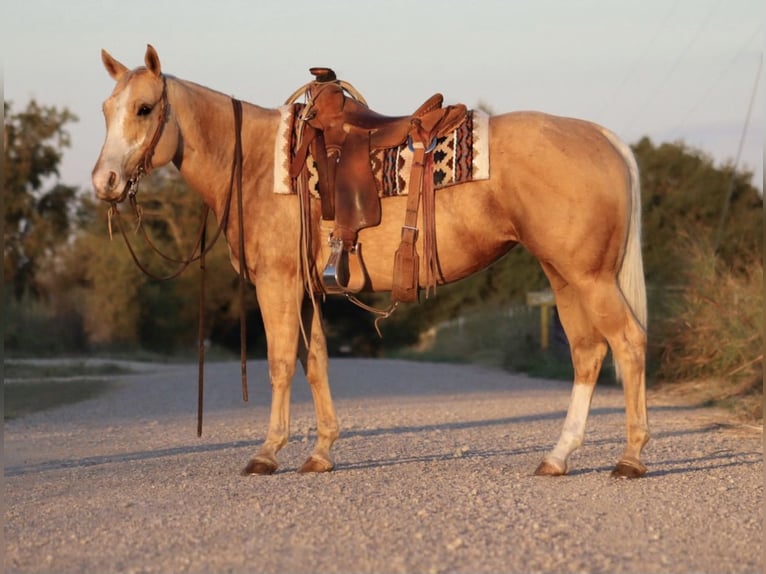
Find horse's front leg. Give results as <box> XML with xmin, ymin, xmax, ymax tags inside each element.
<box><xmin>297</xmin><ymin>298</ymin><xmax>339</xmax><ymax>473</ymax></box>
<box><xmin>243</xmin><ymin>274</ymin><xmax>302</xmax><ymax>476</ymax></box>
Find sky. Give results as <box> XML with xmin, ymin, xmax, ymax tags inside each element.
<box><xmin>4</xmin><ymin>0</ymin><xmax>764</xmax><ymax>192</ymax></box>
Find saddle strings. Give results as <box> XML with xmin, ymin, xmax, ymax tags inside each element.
<box><xmin>292</xmin><ymin>88</ymin><xmax>322</xmax><ymax>352</ymax></box>
<box><xmin>290</xmin><ymin>80</ymin><xmax>403</xmax><ymax>342</ymax></box>
<box><xmin>345</xmin><ymin>295</ymin><xmax>399</xmax><ymax>338</ymax></box>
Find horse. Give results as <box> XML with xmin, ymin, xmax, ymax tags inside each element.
<box><xmin>92</xmin><ymin>45</ymin><xmax>649</xmax><ymax>479</ymax></box>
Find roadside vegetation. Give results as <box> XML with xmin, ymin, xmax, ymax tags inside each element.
<box><xmin>652</xmin><ymin>239</ymin><xmax>763</xmax><ymax>420</ymax></box>
<box><xmin>4</xmin><ymin>361</ymin><xmax>131</xmax><ymax>420</ymax></box>
<box><xmin>4</xmin><ymin>100</ymin><xmax>762</xmax><ymax>421</ymax></box>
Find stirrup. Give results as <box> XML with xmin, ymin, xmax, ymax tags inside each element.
<box><xmin>322</xmin><ymin>237</ymin><xmax>351</xmax><ymax>294</ymax></box>
<box><xmin>322</xmin><ymin>237</ymin><xmax>367</xmax><ymax>294</ymax></box>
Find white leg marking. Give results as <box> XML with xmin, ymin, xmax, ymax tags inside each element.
<box><xmin>547</xmin><ymin>383</ymin><xmax>595</xmax><ymax>469</ymax></box>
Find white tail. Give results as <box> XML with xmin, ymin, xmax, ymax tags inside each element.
<box><xmin>599</xmin><ymin>128</ymin><xmax>648</xmax><ymax>380</ymax></box>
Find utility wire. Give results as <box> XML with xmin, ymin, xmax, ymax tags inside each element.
<box><xmin>623</xmin><ymin>0</ymin><xmax>723</xmax><ymax>133</ymax></box>
<box><xmin>669</xmin><ymin>26</ymin><xmax>762</xmax><ymax>139</ymax></box>
<box><xmin>714</xmin><ymin>51</ymin><xmax>762</xmax><ymax>253</ymax></box>
<box><xmin>598</xmin><ymin>0</ymin><xmax>679</xmax><ymax>123</ymax></box>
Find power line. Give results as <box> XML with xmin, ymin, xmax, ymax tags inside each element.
<box><xmin>669</xmin><ymin>26</ymin><xmax>762</xmax><ymax>139</ymax></box>
<box><xmin>623</xmin><ymin>0</ymin><xmax>723</xmax><ymax>134</ymax></box>
<box><xmin>598</xmin><ymin>0</ymin><xmax>679</xmax><ymax>123</ymax></box>
<box><xmin>714</xmin><ymin>51</ymin><xmax>762</xmax><ymax>252</ymax></box>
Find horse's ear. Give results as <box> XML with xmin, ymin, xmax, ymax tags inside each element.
<box><xmin>101</xmin><ymin>49</ymin><xmax>128</xmax><ymax>81</ymax></box>
<box><xmin>144</xmin><ymin>44</ymin><xmax>162</xmax><ymax>77</ymax></box>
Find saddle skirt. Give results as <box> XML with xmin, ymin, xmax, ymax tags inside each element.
<box><xmin>273</xmin><ymin>104</ymin><xmax>490</xmax><ymax>198</ymax></box>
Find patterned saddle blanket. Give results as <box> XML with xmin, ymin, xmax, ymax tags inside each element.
<box><xmin>273</xmin><ymin>104</ymin><xmax>490</xmax><ymax>198</ymax></box>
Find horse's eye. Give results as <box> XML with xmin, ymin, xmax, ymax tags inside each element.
<box><xmin>137</xmin><ymin>104</ymin><xmax>152</xmax><ymax>117</ymax></box>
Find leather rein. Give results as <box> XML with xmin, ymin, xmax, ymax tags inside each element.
<box><xmin>107</xmin><ymin>76</ymin><xmax>249</xmax><ymax>436</ymax></box>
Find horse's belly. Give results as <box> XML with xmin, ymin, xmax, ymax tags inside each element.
<box><xmin>357</xmin><ymin>187</ymin><xmax>517</xmax><ymax>292</ymax></box>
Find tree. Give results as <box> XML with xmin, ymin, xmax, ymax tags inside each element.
<box><xmin>4</xmin><ymin>100</ymin><xmax>79</xmax><ymax>300</ymax></box>
<box><xmin>633</xmin><ymin>137</ymin><xmax>762</xmax><ymax>284</ymax></box>
<box><xmin>632</xmin><ymin>138</ymin><xmax>762</xmax><ymax>392</ymax></box>
<box><xmin>62</xmin><ymin>168</ymin><xmax>263</xmax><ymax>353</ymax></box>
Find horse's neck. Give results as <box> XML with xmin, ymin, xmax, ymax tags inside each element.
<box><xmin>170</xmin><ymin>78</ymin><xmax>277</xmax><ymax>217</ymax></box>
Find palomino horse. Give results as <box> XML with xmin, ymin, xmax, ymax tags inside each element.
<box><xmin>92</xmin><ymin>45</ymin><xmax>649</xmax><ymax>478</ymax></box>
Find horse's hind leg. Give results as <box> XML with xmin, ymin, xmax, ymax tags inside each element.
<box><xmin>599</xmin><ymin>299</ymin><xmax>649</xmax><ymax>478</ymax></box>
<box><xmin>578</xmin><ymin>276</ymin><xmax>649</xmax><ymax>478</ymax></box>
<box><xmin>535</xmin><ymin>276</ymin><xmax>608</xmax><ymax>476</ymax></box>
<box><xmin>297</xmin><ymin>299</ymin><xmax>339</xmax><ymax>473</ymax></box>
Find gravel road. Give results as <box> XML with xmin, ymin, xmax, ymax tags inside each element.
<box><xmin>4</xmin><ymin>358</ymin><xmax>763</xmax><ymax>574</ymax></box>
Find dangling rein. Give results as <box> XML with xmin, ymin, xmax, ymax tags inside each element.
<box><xmin>107</xmin><ymin>85</ymin><xmax>249</xmax><ymax>437</ymax></box>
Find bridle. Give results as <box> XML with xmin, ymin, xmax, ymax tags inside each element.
<box><xmin>128</xmin><ymin>74</ymin><xmax>170</xmax><ymax>199</ymax></box>
<box><xmin>108</xmin><ymin>75</ymin><xmax>217</xmax><ymax>281</ymax></box>
<box><xmin>107</xmin><ymin>75</ymin><xmax>250</xmax><ymax>436</ymax></box>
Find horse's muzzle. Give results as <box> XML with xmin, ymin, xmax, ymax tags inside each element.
<box><xmin>93</xmin><ymin>168</ymin><xmax>132</xmax><ymax>203</ymax></box>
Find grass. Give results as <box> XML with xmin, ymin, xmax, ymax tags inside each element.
<box><xmin>77</xmin><ymin>343</ymin><xmax>240</xmax><ymax>363</ymax></box>
<box><xmin>654</xmin><ymin>240</ymin><xmax>763</xmax><ymax>420</ymax></box>
<box><xmin>4</xmin><ymin>361</ymin><xmax>130</xmax><ymax>420</ymax></box>
<box><xmin>3</xmin><ymin>350</ymin><xmax>236</xmax><ymax>421</ymax></box>
<box><xmin>5</xmin><ymin>361</ymin><xmax>133</xmax><ymax>380</ymax></box>
<box><xmin>388</xmin><ymin>306</ymin><xmax>617</xmax><ymax>383</ymax></box>
<box><xmin>4</xmin><ymin>380</ymin><xmax>118</xmax><ymax>421</ymax></box>
<box><xmin>391</xmin><ymin>307</ymin><xmax>536</xmax><ymax>369</ymax></box>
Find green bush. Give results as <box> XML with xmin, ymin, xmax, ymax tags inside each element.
<box><xmin>393</xmin><ymin>304</ymin><xmax>621</xmax><ymax>384</ymax></box>
<box><xmin>655</xmin><ymin>239</ymin><xmax>763</xmax><ymax>417</ymax></box>
<box><xmin>4</xmin><ymin>294</ymin><xmax>86</xmax><ymax>356</ymax></box>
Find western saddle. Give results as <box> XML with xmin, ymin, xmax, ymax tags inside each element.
<box><xmin>288</xmin><ymin>67</ymin><xmax>467</xmax><ymax>303</ymax></box>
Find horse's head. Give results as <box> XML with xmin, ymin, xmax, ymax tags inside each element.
<box><xmin>92</xmin><ymin>45</ymin><xmax>180</xmax><ymax>202</ymax></box>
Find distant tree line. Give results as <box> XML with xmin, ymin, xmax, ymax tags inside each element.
<box><xmin>3</xmin><ymin>100</ymin><xmax>762</xmax><ymax>370</ymax></box>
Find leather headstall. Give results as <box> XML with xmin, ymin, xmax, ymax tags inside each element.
<box><xmin>127</xmin><ymin>74</ymin><xmax>170</xmax><ymax>200</ymax></box>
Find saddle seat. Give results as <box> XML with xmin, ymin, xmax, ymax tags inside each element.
<box><xmin>336</xmin><ymin>91</ymin><xmax>446</xmax><ymax>149</ymax></box>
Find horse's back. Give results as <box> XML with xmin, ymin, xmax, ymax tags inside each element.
<box><xmin>489</xmin><ymin>111</ymin><xmax>630</xmax><ymax>182</ymax></box>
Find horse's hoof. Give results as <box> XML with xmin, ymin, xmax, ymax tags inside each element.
<box><xmin>242</xmin><ymin>458</ymin><xmax>278</xmax><ymax>476</ymax></box>
<box><xmin>298</xmin><ymin>455</ymin><xmax>334</xmax><ymax>474</ymax></box>
<box><xmin>534</xmin><ymin>458</ymin><xmax>567</xmax><ymax>476</ymax></box>
<box><xmin>611</xmin><ymin>459</ymin><xmax>647</xmax><ymax>479</ymax></box>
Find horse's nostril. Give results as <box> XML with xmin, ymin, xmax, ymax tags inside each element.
<box><xmin>107</xmin><ymin>171</ymin><xmax>117</xmax><ymax>190</ymax></box>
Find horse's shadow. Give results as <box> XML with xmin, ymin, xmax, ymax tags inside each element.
<box><xmin>561</xmin><ymin>447</ymin><xmax>762</xmax><ymax>477</ymax></box>
<box><xmin>338</xmin><ymin>414</ymin><xmax>763</xmax><ymax>477</ymax></box>
<box><xmin>5</xmin><ymin>404</ymin><xmax>758</xmax><ymax>478</ymax></box>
